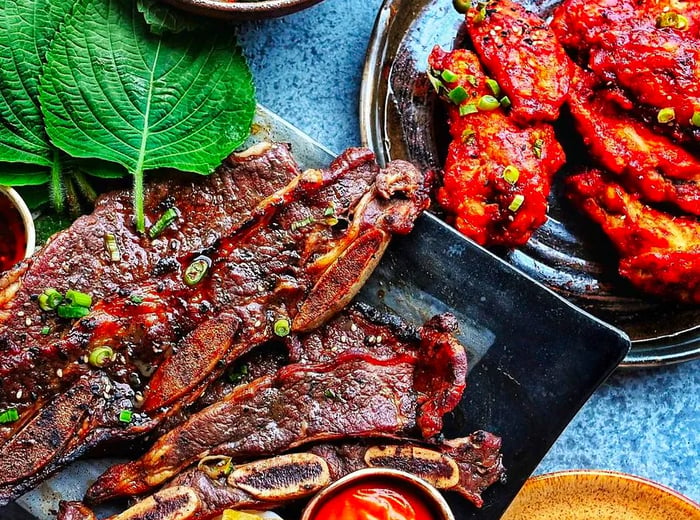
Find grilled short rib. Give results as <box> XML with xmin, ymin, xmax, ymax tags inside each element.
<box><xmin>86</xmin><ymin>302</ymin><xmax>469</xmax><ymax>502</ymax></box>
<box><xmin>60</xmin><ymin>432</ymin><xmax>503</xmax><ymax>520</ymax></box>
<box><xmin>0</xmin><ymin>143</ymin><xmax>431</xmax><ymax>504</ymax></box>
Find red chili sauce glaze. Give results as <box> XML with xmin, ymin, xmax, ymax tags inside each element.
<box><xmin>313</xmin><ymin>480</ymin><xmax>439</xmax><ymax>520</ymax></box>
<box><xmin>0</xmin><ymin>191</ymin><xmax>26</xmax><ymax>272</ymax></box>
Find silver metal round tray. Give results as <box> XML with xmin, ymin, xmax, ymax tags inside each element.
<box><xmin>359</xmin><ymin>0</ymin><xmax>700</xmax><ymax>367</ymax></box>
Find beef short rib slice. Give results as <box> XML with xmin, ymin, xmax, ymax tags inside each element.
<box><xmin>0</xmin><ymin>144</ymin><xmax>431</xmax><ymax>505</ymax></box>
<box><xmin>0</xmin><ymin>142</ymin><xmax>301</xmax><ymax>437</ymax></box>
<box><xmin>59</xmin><ymin>432</ymin><xmax>503</xmax><ymax>520</ymax></box>
<box><xmin>86</xmin><ymin>303</ymin><xmax>468</xmax><ymax>502</ymax></box>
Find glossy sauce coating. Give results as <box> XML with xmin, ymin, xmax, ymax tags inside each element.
<box><xmin>313</xmin><ymin>481</ymin><xmax>437</xmax><ymax>520</ymax></box>
<box><xmin>0</xmin><ymin>191</ymin><xmax>26</xmax><ymax>272</ymax></box>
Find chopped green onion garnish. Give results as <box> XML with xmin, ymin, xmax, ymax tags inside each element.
<box><xmin>104</xmin><ymin>233</ymin><xmax>121</xmax><ymax>262</ymax></box>
<box><xmin>291</xmin><ymin>216</ymin><xmax>315</xmax><ymax>231</ymax></box>
<box><xmin>459</xmin><ymin>103</ymin><xmax>479</xmax><ymax>116</ymax></box>
<box><xmin>38</xmin><ymin>288</ymin><xmax>63</xmax><ymax>311</ymax></box>
<box><xmin>88</xmin><ymin>346</ymin><xmax>114</xmax><ymax>368</ymax></box>
<box><xmin>0</xmin><ymin>408</ymin><xmax>19</xmax><ymax>424</ymax></box>
<box><xmin>130</xmin><ymin>295</ymin><xmax>144</xmax><ymax>304</ymax></box>
<box><xmin>324</xmin><ymin>388</ymin><xmax>338</xmax><ymax>400</ymax></box>
<box><xmin>499</xmin><ymin>96</ymin><xmax>512</xmax><ymax>108</ymax></box>
<box><xmin>462</xmin><ymin>128</ymin><xmax>476</xmax><ymax>143</ymax></box>
<box><xmin>41</xmin><ymin>326</ymin><xmax>51</xmax><ymax>335</ymax></box>
<box><xmin>448</xmin><ymin>86</ymin><xmax>469</xmax><ymax>104</ymax></box>
<box><xmin>508</xmin><ymin>194</ymin><xmax>525</xmax><ymax>212</ymax></box>
<box><xmin>273</xmin><ymin>318</ymin><xmax>291</xmax><ymax>337</ymax></box>
<box><xmin>323</xmin><ymin>206</ymin><xmax>340</xmax><ymax>226</ymax></box>
<box><xmin>533</xmin><ymin>138</ymin><xmax>544</xmax><ymax>158</ymax></box>
<box><xmin>477</xmin><ymin>95</ymin><xmax>500</xmax><ymax>111</ymax></box>
<box><xmin>502</xmin><ymin>165</ymin><xmax>520</xmax><ymax>185</ymax></box>
<box><xmin>657</xmin><ymin>11</ymin><xmax>678</xmax><ymax>27</ymax></box>
<box><xmin>465</xmin><ymin>74</ymin><xmax>478</xmax><ymax>87</ymax></box>
<box><xmin>486</xmin><ymin>79</ymin><xmax>501</xmax><ymax>97</ymax></box>
<box><xmin>65</xmin><ymin>289</ymin><xmax>92</xmax><ymax>308</ymax></box>
<box><xmin>657</xmin><ymin>107</ymin><xmax>676</xmax><ymax>123</ymax></box>
<box><xmin>57</xmin><ymin>304</ymin><xmax>90</xmax><ymax>319</ymax></box>
<box><xmin>184</xmin><ymin>256</ymin><xmax>211</xmax><ymax>286</ymax></box>
<box><xmin>118</xmin><ymin>409</ymin><xmax>133</xmax><ymax>423</ymax></box>
<box><xmin>657</xmin><ymin>11</ymin><xmax>687</xmax><ymax>29</ymax></box>
<box><xmin>441</xmin><ymin>69</ymin><xmax>459</xmax><ymax>83</ymax></box>
<box><xmin>427</xmin><ymin>72</ymin><xmax>444</xmax><ymax>93</ymax></box>
<box><xmin>690</xmin><ymin>111</ymin><xmax>700</xmax><ymax>127</ymax></box>
<box><xmin>473</xmin><ymin>4</ymin><xmax>487</xmax><ymax>23</ymax></box>
<box><xmin>452</xmin><ymin>0</ymin><xmax>471</xmax><ymax>13</ymax></box>
<box><xmin>148</xmin><ymin>207</ymin><xmax>178</xmax><ymax>239</ymax></box>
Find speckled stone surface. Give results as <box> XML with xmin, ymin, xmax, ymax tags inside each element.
<box><xmin>237</xmin><ymin>0</ymin><xmax>700</xmax><ymax>505</ymax></box>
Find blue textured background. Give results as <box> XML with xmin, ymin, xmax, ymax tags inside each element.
<box><xmin>238</xmin><ymin>0</ymin><xmax>700</xmax><ymax>503</ymax></box>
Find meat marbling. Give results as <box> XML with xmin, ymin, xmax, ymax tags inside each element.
<box><xmin>0</xmin><ymin>142</ymin><xmax>431</xmax><ymax>504</ymax></box>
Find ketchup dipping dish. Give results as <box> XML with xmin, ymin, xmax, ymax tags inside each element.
<box><xmin>0</xmin><ymin>186</ymin><xmax>35</xmax><ymax>272</ymax></box>
<box><xmin>301</xmin><ymin>468</ymin><xmax>456</xmax><ymax>520</ymax></box>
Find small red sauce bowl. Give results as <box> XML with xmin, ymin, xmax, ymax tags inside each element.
<box><xmin>300</xmin><ymin>468</ymin><xmax>456</xmax><ymax>520</ymax></box>
<box><xmin>0</xmin><ymin>186</ymin><xmax>35</xmax><ymax>272</ymax></box>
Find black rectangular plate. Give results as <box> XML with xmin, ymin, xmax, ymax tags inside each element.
<box><xmin>9</xmin><ymin>106</ymin><xmax>630</xmax><ymax>519</ymax></box>
<box><xmin>360</xmin><ymin>213</ymin><xmax>630</xmax><ymax>518</ymax></box>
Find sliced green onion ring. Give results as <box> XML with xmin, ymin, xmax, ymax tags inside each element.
<box><xmin>448</xmin><ymin>86</ymin><xmax>469</xmax><ymax>104</ymax></box>
<box><xmin>149</xmin><ymin>207</ymin><xmax>179</xmax><ymax>239</ymax></box>
<box><xmin>453</xmin><ymin>0</ymin><xmax>471</xmax><ymax>13</ymax></box>
<box><xmin>118</xmin><ymin>409</ymin><xmax>133</xmax><ymax>423</ymax></box>
<box><xmin>657</xmin><ymin>107</ymin><xmax>676</xmax><ymax>123</ymax></box>
<box><xmin>38</xmin><ymin>288</ymin><xmax>63</xmax><ymax>311</ymax></box>
<box><xmin>57</xmin><ymin>304</ymin><xmax>91</xmax><ymax>319</ymax></box>
<box><xmin>473</xmin><ymin>4</ymin><xmax>487</xmax><ymax>23</ymax></box>
<box><xmin>0</xmin><ymin>408</ymin><xmax>19</xmax><ymax>424</ymax></box>
<box><xmin>89</xmin><ymin>346</ymin><xmax>114</xmax><ymax>368</ymax></box>
<box><xmin>486</xmin><ymin>79</ymin><xmax>501</xmax><ymax>97</ymax></box>
<box><xmin>508</xmin><ymin>194</ymin><xmax>525</xmax><ymax>212</ymax></box>
<box><xmin>477</xmin><ymin>95</ymin><xmax>500</xmax><ymax>111</ymax></box>
<box><xmin>502</xmin><ymin>165</ymin><xmax>520</xmax><ymax>185</ymax></box>
<box><xmin>441</xmin><ymin>69</ymin><xmax>459</xmax><ymax>83</ymax></box>
<box><xmin>184</xmin><ymin>256</ymin><xmax>212</xmax><ymax>286</ymax></box>
<box><xmin>460</xmin><ymin>103</ymin><xmax>479</xmax><ymax>116</ymax></box>
<box><xmin>690</xmin><ymin>111</ymin><xmax>700</xmax><ymax>127</ymax></box>
<box><xmin>274</xmin><ymin>318</ymin><xmax>291</xmax><ymax>337</ymax></box>
<box><xmin>66</xmin><ymin>289</ymin><xmax>92</xmax><ymax>308</ymax></box>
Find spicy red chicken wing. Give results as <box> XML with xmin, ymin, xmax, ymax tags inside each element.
<box><xmin>567</xmin><ymin>169</ymin><xmax>700</xmax><ymax>304</ymax></box>
<box><xmin>429</xmin><ymin>47</ymin><xmax>565</xmax><ymax>247</ymax></box>
<box><xmin>552</xmin><ymin>0</ymin><xmax>700</xmax><ymax>140</ymax></box>
<box><xmin>568</xmin><ymin>69</ymin><xmax>700</xmax><ymax>215</ymax></box>
<box><xmin>466</xmin><ymin>0</ymin><xmax>572</xmax><ymax>123</ymax></box>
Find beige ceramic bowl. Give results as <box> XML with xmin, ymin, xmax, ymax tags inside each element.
<box><xmin>0</xmin><ymin>186</ymin><xmax>36</xmax><ymax>261</ymax></box>
<box><xmin>300</xmin><ymin>468</ymin><xmax>456</xmax><ymax>520</ymax></box>
<box><xmin>502</xmin><ymin>470</ymin><xmax>700</xmax><ymax>520</ymax></box>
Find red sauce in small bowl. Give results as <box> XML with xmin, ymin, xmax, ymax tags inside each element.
<box><xmin>313</xmin><ymin>480</ymin><xmax>438</xmax><ymax>520</ymax></box>
<box><xmin>0</xmin><ymin>190</ymin><xmax>28</xmax><ymax>272</ymax></box>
